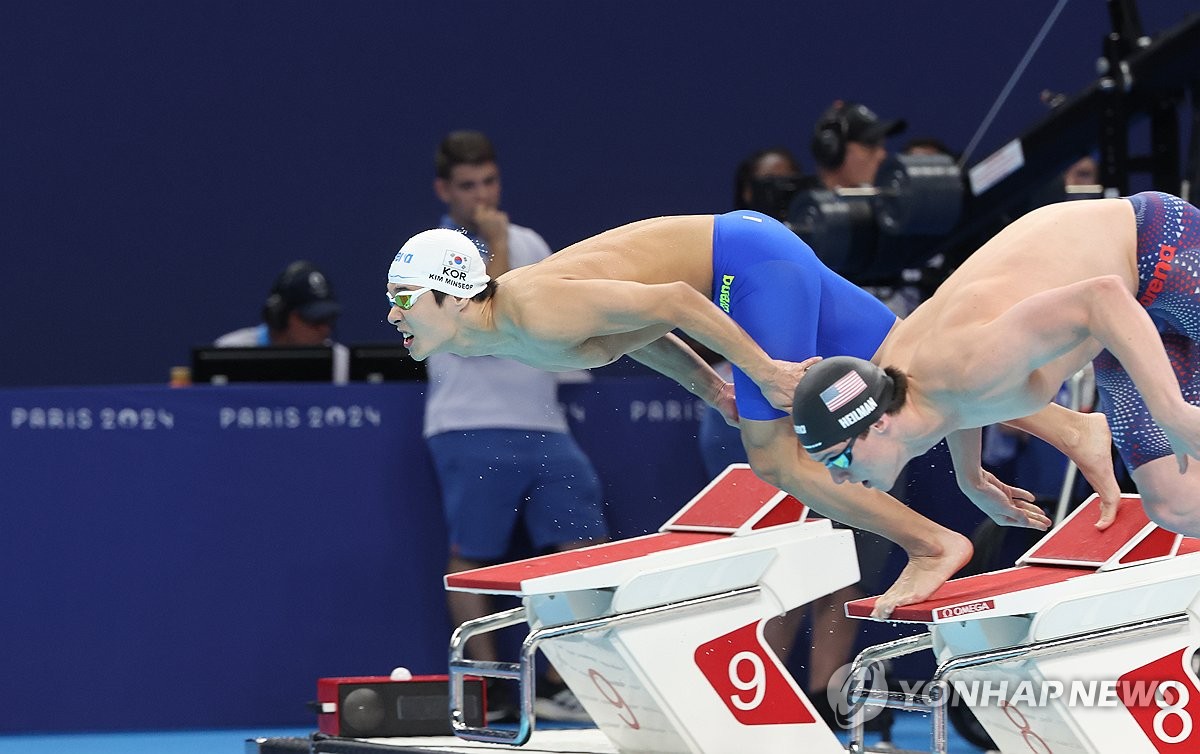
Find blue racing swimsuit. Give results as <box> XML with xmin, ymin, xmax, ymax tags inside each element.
<box><xmin>1094</xmin><ymin>192</ymin><xmax>1200</xmax><ymax>471</ymax></box>
<box><xmin>711</xmin><ymin>210</ymin><xmax>898</xmax><ymax>421</ymax></box>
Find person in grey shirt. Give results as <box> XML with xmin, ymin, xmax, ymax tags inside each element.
<box><xmin>417</xmin><ymin>131</ymin><xmax>606</xmax><ymax>723</ymax></box>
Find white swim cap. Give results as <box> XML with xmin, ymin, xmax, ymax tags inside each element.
<box><xmin>388</xmin><ymin>228</ymin><xmax>490</xmax><ymax>298</ymax></box>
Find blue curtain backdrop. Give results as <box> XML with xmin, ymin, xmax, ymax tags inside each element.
<box><xmin>3</xmin><ymin>0</ymin><xmax>1196</xmax><ymax>387</ymax></box>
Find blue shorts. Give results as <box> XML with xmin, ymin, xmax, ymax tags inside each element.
<box><xmin>711</xmin><ymin>211</ymin><xmax>898</xmax><ymax>421</ymax></box>
<box><xmin>1094</xmin><ymin>192</ymin><xmax>1200</xmax><ymax>470</ymax></box>
<box><xmin>426</xmin><ymin>429</ymin><xmax>608</xmax><ymax>562</ymax></box>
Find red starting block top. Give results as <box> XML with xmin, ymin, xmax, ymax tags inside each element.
<box><xmin>445</xmin><ymin>531</ymin><xmax>724</xmax><ymax>593</ymax></box>
<box><xmin>1018</xmin><ymin>494</ymin><xmax>1170</xmax><ymax>569</ymax></box>
<box><xmin>848</xmin><ymin>494</ymin><xmax>1200</xmax><ymax>623</ymax></box>
<box><xmin>661</xmin><ymin>464</ymin><xmax>808</xmax><ymax>534</ymax></box>
<box><xmin>845</xmin><ymin>565</ymin><xmax>1095</xmax><ymax>621</ymax></box>
<box><xmin>447</xmin><ymin>465</ymin><xmax>814</xmax><ymax>595</ymax></box>
<box><xmin>662</xmin><ymin>463</ymin><xmax>801</xmax><ymax>533</ymax></box>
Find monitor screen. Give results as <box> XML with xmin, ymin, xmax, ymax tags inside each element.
<box><xmin>348</xmin><ymin>343</ymin><xmax>426</xmax><ymax>382</ymax></box>
<box><xmin>191</xmin><ymin>346</ymin><xmax>335</xmax><ymax>384</ymax></box>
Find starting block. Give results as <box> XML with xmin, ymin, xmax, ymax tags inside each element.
<box><xmin>444</xmin><ymin>464</ymin><xmax>859</xmax><ymax>753</ymax></box>
<box><xmin>847</xmin><ymin>493</ymin><xmax>1200</xmax><ymax>754</ymax></box>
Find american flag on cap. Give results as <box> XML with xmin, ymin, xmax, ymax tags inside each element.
<box><xmin>820</xmin><ymin>370</ymin><xmax>868</xmax><ymax>412</ymax></box>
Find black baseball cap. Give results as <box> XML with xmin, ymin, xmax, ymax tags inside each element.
<box><xmin>792</xmin><ymin>356</ymin><xmax>895</xmax><ymax>452</ymax></box>
<box><xmin>272</xmin><ymin>261</ymin><xmax>341</xmax><ymax>324</ymax></box>
<box><xmin>824</xmin><ymin>101</ymin><xmax>907</xmax><ymax>146</ymax></box>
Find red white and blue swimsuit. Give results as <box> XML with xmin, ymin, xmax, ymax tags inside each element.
<box><xmin>1094</xmin><ymin>191</ymin><xmax>1200</xmax><ymax>471</ymax></box>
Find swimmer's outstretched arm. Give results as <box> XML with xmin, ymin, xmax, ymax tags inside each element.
<box><xmin>739</xmin><ymin>417</ymin><xmax>973</xmax><ymax>619</ymax></box>
<box><xmin>526</xmin><ymin>278</ymin><xmax>808</xmax><ymax>409</ymax></box>
<box><xmin>968</xmin><ymin>274</ymin><xmax>1200</xmax><ymax>469</ymax></box>
<box><xmin>946</xmin><ymin>427</ymin><xmax>1050</xmax><ymax>530</ymax></box>
<box><xmin>625</xmin><ymin>334</ymin><xmax>822</xmax><ymax>426</ymax></box>
<box><xmin>627</xmin><ymin>334</ymin><xmax>738</xmax><ymax>425</ymax></box>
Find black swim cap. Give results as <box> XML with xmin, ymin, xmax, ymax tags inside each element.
<box><xmin>792</xmin><ymin>356</ymin><xmax>894</xmax><ymax>452</ymax></box>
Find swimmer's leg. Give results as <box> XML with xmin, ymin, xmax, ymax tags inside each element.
<box><xmin>1101</xmin><ymin>331</ymin><xmax>1200</xmax><ymax>535</ymax></box>
<box><xmin>1132</xmin><ymin>457</ymin><xmax>1200</xmax><ymax>537</ymax></box>
<box><xmin>1004</xmin><ymin>403</ymin><xmax>1120</xmax><ymax>528</ymax></box>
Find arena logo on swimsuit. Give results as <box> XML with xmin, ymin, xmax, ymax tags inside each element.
<box><xmin>718</xmin><ymin>275</ymin><xmax>734</xmax><ymax>313</ymax></box>
<box><xmin>1138</xmin><ymin>244</ymin><xmax>1177</xmax><ymax>306</ymax></box>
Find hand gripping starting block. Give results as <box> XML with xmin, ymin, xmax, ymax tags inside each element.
<box><xmin>846</xmin><ymin>494</ymin><xmax>1200</xmax><ymax>754</ymax></box>
<box><xmin>444</xmin><ymin>464</ymin><xmax>859</xmax><ymax>753</ymax></box>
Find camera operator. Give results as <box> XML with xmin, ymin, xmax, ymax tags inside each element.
<box><xmin>809</xmin><ymin>100</ymin><xmax>916</xmax><ymax>316</ymax></box>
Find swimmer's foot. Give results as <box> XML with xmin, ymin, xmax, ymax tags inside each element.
<box><xmin>1070</xmin><ymin>412</ymin><xmax>1121</xmax><ymax>529</ymax></box>
<box><xmin>870</xmin><ymin>530</ymin><xmax>973</xmax><ymax>619</ymax></box>
<box><xmin>1007</xmin><ymin>407</ymin><xmax>1120</xmax><ymax>528</ymax></box>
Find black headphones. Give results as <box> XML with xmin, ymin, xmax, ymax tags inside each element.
<box><xmin>262</xmin><ymin>292</ymin><xmax>289</xmax><ymax>330</ymax></box>
<box><xmin>810</xmin><ymin>109</ymin><xmax>850</xmax><ymax>170</ymax></box>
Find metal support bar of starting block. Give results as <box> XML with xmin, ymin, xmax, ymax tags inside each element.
<box><xmin>449</xmin><ymin>606</ymin><xmax>532</xmax><ymax>745</ymax></box>
<box><xmin>845</xmin><ymin>634</ymin><xmax>935</xmax><ymax>754</ymax></box>
<box><xmin>847</xmin><ymin>612</ymin><xmax>1190</xmax><ymax>754</ymax></box>
<box><xmin>448</xmin><ymin>585</ymin><xmax>762</xmax><ymax>746</ymax></box>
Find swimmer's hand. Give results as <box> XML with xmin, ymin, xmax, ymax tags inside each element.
<box><xmin>712</xmin><ymin>381</ymin><xmax>739</xmax><ymax>427</ymax></box>
<box><xmin>961</xmin><ymin>470</ymin><xmax>1051</xmax><ymax>530</ymax></box>
<box><xmin>762</xmin><ymin>356</ymin><xmax>823</xmax><ymax>412</ymax></box>
<box><xmin>471</xmin><ymin>206</ymin><xmax>510</xmax><ymax>245</ymax></box>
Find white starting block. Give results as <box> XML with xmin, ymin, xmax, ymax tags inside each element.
<box><xmin>444</xmin><ymin>464</ymin><xmax>860</xmax><ymax>753</ymax></box>
<box><xmin>846</xmin><ymin>493</ymin><xmax>1200</xmax><ymax>754</ymax></box>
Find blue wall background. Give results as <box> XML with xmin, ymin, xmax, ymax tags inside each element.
<box><xmin>3</xmin><ymin>1</ymin><xmax>1196</xmax><ymax>387</ymax></box>
<box><xmin>1</xmin><ymin>378</ymin><xmax>981</xmax><ymax>732</ymax></box>
<box><xmin>4</xmin><ymin>3</ymin><xmax>1141</xmax><ymax>731</ymax></box>
<box><xmin>0</xmin><ymin>379</ymin><xmax>717</xmax><ymax>732</ymax></box>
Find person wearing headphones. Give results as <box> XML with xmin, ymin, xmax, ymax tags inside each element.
<box><xmin>811</xmin><ymin>100</ymin><xmax>907</xmax><ymax>192</ymax></box>
<box><xmin>214</xmin><ymin>259</ymin><xmax>349</xmax><ymax>383</ymax></box>
<box><xmin>811</xmin><ymin>100</ymin><xmax>923</xmax><ymax>315</ymax></box>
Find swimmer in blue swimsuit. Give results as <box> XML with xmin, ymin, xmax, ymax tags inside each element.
<box><xmin>710</xmin><ymin>211</ymin><xmax>897</xmax><ymax>421</ymax></box>
<box><xmin>388</xmin><ymin>212</ymin><xmax>1113</xmax><ymax>618</ymax></box>
<box><xmin>794</xmin><ymin>192</ymin><xmax>1200</xmax><ymax>542</ymax></box>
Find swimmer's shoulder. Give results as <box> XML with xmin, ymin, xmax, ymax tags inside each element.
<box><xmin>557</xmin><ymin>214</ymin><xmax>711</xmax><ymax>253</ymax></box>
